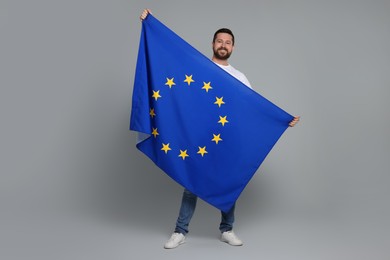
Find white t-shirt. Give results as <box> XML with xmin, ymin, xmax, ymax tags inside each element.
<box><xmin>215</xmin><ymin>63</ymin><xmax>252</xmax><ymax>89</ymax></box>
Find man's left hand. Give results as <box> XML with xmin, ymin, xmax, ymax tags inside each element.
<box><xmin>289</xmin><ymin>116</ymin><xmax>300</xmax><ymax>127</ymax></box>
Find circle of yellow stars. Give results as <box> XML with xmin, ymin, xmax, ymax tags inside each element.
<box><xmin>149</xmin><ymin>74</ymin><xmax>229</xmax><ymax>160</ymax></box>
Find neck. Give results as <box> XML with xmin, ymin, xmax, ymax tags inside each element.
<box><xmin>212</xmin><ymin>56</ymin><xmax>229</xmax><ymax>66</ymax></box>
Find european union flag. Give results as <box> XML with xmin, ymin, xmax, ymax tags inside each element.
<box><xmin>130</xmin><ymin>14</ymin><xmax>293</xmax><ymax>213</ymax></box>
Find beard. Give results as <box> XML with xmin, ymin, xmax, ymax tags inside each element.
<box><xmin>213</xmin><ymin>47</ymin><xmax>232</xmax><ymax>60</ymax></box>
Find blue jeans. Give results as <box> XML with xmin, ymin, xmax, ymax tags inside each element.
<box><xmin>174</xmin><ymin>189</ymin><xmax>235</xmax><ymax>235</ymax></box>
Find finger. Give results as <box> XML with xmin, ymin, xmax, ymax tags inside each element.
<box><xmin>140</xmin><ymin>9</ymin><xmax>152</xmax><ymax>21</ymax></box>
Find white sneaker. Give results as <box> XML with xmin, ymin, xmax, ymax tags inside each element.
<box><xmin>164</xmin><ymin>233</ymin><xmax>185</xmax><ymax>249</ymax></box>
<box><xmin>221</xmin><ymin>231</ymin><xmax>243</xmax><ymax>246</ymax></box>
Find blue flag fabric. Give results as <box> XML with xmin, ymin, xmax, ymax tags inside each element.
<box><xmin>130</xmin><ymin>14</ymin><xmax>293</xmax><ymax>213</ymax></box>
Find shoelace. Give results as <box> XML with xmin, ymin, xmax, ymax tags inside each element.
<box><xmin>170</xmin><ymin>233</ymin><xmax>181</xmax><ymax>241</ymax></box>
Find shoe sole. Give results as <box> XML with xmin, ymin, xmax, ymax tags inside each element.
<box><xmin>164</xmin><ymin>239</ymin><xmax>185</xmax><ymax>249</ymax></box>
<box><xmin>220</xmin><ymin>239</ymin><xmax>243</xmax><ymax>246</ymax></box>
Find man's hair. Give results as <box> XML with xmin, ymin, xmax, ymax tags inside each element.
<box><xmin>213</xmin><ymin>28</ymin><xmax>235</xmax><ymax>45</ymax></box>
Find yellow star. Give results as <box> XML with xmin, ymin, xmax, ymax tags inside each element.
<box><xmin>184</xmin><ymin>75</ymin><xmax>195</xmax><ymax>86</ymax></box>
<box><xmin>197</xmin><ymin>146</ymin><xmax>208</xmax><ymax>157</ymax></box>
<box><xmin>211</xmin><ymin>134</ymin><xmax>222</xmax><ymax>144</ymax></box>
<box><xmin>152</xmin><ymin>90</ymin><xmax>161</xmax><ymax>101</ymax></box>
<box><xmin>178</xmin><ymin>149</ymin><xmax>189</xmax><ymax>160</ymax></box>
<box><xmin>165</xmin><ymin>78</ymin><xmax>176</xmax><ymax>88</ymax></box>
<box><xmin>161</xmin><ymin>143</ymin><xmax>171</xmax><ymax>154</ymax></box>
<box><xmin>218</xmin><ymin>116</ymin><xmax>229</xmax><ymax>126</ymax></box>
<box><xmin>151</xmin><ymin>128</ymin><xmax>159</xmax><ymax>138</ymax></box>
<box><xmin>202</xmin><ymin>82</ymin><xmax>212</xmax><ymax>92</ymax></box>
<box><xmin>214</xmin><ymin>97</ymin><xmax>225</xmax><ymax>107</ymax></box>
<box><xmin>149</xmin><ymin>108</ymin><xmax>156</xmax><ymax>118</ymax></box>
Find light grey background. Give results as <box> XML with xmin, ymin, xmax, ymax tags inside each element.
<box><xmin>1</xmin><ymin>0</ymin><xmax>389</xmax><ymax>259</ymax></box>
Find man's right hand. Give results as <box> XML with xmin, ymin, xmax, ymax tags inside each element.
<box><xmin>140</xmin><ymin>9</ymin><xmax>152</xmax><ymax>21</ymax></box>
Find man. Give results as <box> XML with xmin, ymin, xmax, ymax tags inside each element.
<box><xmin>139</xmin><ymin>9</ymin><xmax>300</xmax><ymax>249</ymax></box>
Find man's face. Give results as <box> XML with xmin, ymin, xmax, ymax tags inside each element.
<box><xmin>212</xmin><ymin>33</ymin><xmax>234</xmax><ymax>60</ymax></box>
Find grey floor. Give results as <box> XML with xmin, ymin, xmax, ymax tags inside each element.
<box><xmin>2</xmin><ymin>179</ymin><xmax>388</xmax><ymax>260</ymax></box>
